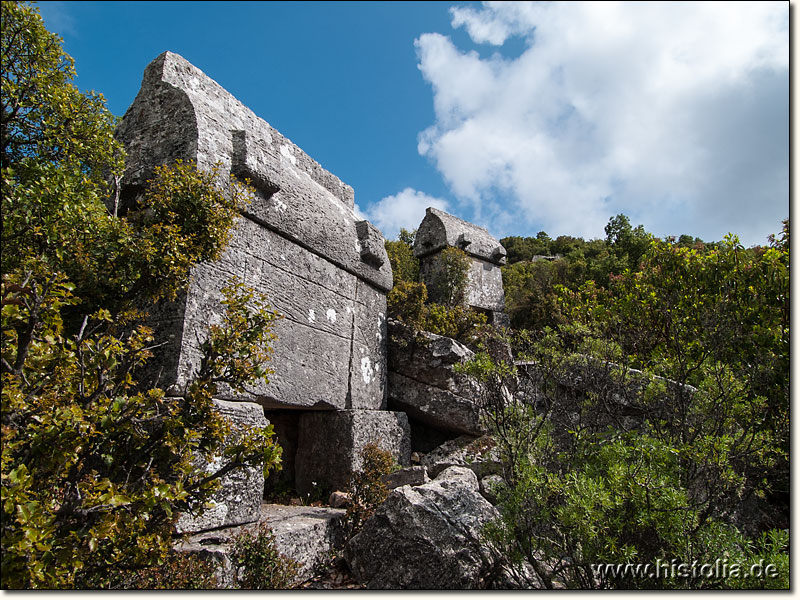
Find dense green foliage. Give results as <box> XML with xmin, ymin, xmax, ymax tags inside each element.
<box><xmin>500</xmin><ymin>214</ymin><xmax>656</xmax><ymax>330</ymax></box>
<box><xmin>384</xmin><ymin>228</ymin><xmax>420</xmax><ymax>284</ymax></box>
<box><xmin>467</xmin><ymin>220</ymin><xmax>789</xmax><ymax>589</ymax></box>
<box><xmin>1</xmin><ymin>2</ymin><xmax>282</xmax><ymax>588</ymax></box>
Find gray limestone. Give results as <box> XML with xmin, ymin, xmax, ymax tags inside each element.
<box><xmin>479</xmin><ymin>474</ymin><xmax>505</xmax><ymax>505</ymax></box>
<box><xmin>344</xmin><ymin>466</ymin><xmax>500</xmax><ymax>589</ymax></box>
<box><xmin>387</xmin><ymin>319</ymin><xmax>485</xmax><ymax>435</ymax></box>
<box><xmin>294</xmin><ymin>410</ymin><xmax>411</xmax><ymax>496</ymax></box>
<box><xmin>175</xmin><ymin>399</ymin><xmax>268</xmax><ymax>534</ymax></box>
<box><xmin>116</xmin><ymin>51</ymin><xmax>391</xmax><ymax>411</ymax></box>
<box><xmin>414</xmin><ymin>207</ymin><xmax>507</xmax><ymax>265</ymax></box>
<box><xmin>260</xmin><ymin>504</ymin><xmax>347</xmax><ymax>582</ymax></box>
<box><xmin>420</xmin><ymin>435</ymin><xmax>501</xmax><ymax>479</ymax></box>
<box><xmin>381</xmin><ymin>465</ymin><xmax>430</xmax><ymax>489</ymax></box>
<box><xmin>388</xmin><ymin>372</ymin><xmax>484</xmax><ymax>435</ymax></box>
<box><xmin>177</xmin><ymin>503</ymin><xmax>347</xmax><ymax>586</ymax></box>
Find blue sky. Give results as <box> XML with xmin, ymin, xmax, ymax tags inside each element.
<box><xmin>39</xmin><ymin>1</ymin><xmax>789</xmax><ymax>246</ymax></box>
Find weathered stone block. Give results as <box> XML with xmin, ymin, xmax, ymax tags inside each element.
<box><xmin>414</xmin><ymin>207</ymin><xmax>506</xmax><ymax>264</ymax></box>
<box><xmin>387</xmin><ymin>319</ymin><xmax>485</xmax><ymax>436</ymax></box>
<box><xmin>294</xmin><ymin>411</ymin><xmax>411</xmax><ymax>495</ymax></box>
<box><xmin>388</xmin><ymin>372</ymin><xmax>484</xmax><ymax>436</ymax></box>
<box><xmin>177</xmin><ymin>503</ymin><xmax>347</xmax><ymax>586</ymax></box>
<box><xmin>414</xmin><ymin>207</ymin><xmax>507</xmax><ymax>319</ymax></box>
<box><xmin>387</xmin><ymin>319</ymin><xmax>476</xmax><ymax>391</ymax></box>
<box><xmin>175</xmin><ymin>399</ymin><xmax>268</xmax><ymax>534</ymax></box>
<box><xmin>349</xmin><ymin>281</ymin><xmax>388</xmax><ymax>410</ymax></box>
<box><xmin>382</xmin><ymin>465</ymin><xmax>430</xmax><ymax>489</ymax></box>
<box><xmin>261</xmin><ymin>504</ymin><xmax>347</xmax><ymax>582</ymax></box>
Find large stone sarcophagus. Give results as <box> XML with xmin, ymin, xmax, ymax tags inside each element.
<box><xmin>117</xmin><ymin>51</ymin><xmax>391</xmax><ymax>411</ymax></box>
<box><xmin>117</xmin><ymin>52</ymin><xmax>408</xmax><ymax>510</ymax></box>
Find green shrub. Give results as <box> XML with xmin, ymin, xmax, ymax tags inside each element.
<box><xmin>1</xmin><ymin>3</ymin><xmax>283</xmax><ymax>588</ymax></box>
<box><xmin>469</xmin><ymin>323</ymin><xmax>789</xmax><ymax>590</ymax></box>
<box><xmin>385</xmin><ymin>229</ymin><xmax>420</xmax><ymax>284</ymax></box>
<box><xmin>346</xmin><ymin>443</ymin><xmax>396</xmax><ymax>535</ymax></box>
<box><xmin>230</xmin><ymin>522</ymin><xmax>300</xmax><ymax>589</ymax></box>
<box><xmin>387</xmin><ymin>280</ymin><xmax>428</xmax><ymax>329</ymax></box>
<box><xmin>425</xmin><ymin>303</ymin><xmax>487</xmax><ymax>341</ymax></box>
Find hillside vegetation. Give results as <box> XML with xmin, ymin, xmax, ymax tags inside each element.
<box><xmin>386</xmin><ymin>214</ymin><xmax>789</xmax><ymax>589</ymax></box>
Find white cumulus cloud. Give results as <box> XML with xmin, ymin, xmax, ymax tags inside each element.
<box><xmin>361</xmin><ymin>188</ymin><xmax>449</xmax><ymax>241</ymax></box>
<box><xmin>416</xmin><ymin>1</ymin><xmax>788</xmax><ymax>245</ymax></box>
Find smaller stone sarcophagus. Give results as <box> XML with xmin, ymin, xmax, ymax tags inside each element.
<box><xmin>414</xmin><ymin>207</ymin><xmax>509</xmax><ymax>325</ymax></box>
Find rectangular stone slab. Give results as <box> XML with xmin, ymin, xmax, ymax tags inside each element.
<box><xmin>349</xmin><ymin>280</ymin><xmax>388</xmax><ymax>410</ymax></box>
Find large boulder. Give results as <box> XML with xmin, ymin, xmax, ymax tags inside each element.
<box><xmin>344</xmin><ymin>466</ymin><xmax>500</xmax><ymax>589</ymax></box>
<box><xmin>387</xmin><ymin>319</ymin><xmax>485</xmax><ymax>436</ymax></box>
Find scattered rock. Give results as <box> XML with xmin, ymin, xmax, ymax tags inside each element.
<box><xmin>329</xmin><ymin>491</ymin><xmax>351</xmax><ymax>508</ymax></box>
<box><xmin>344</xmin><ymin>466</ymin><xmax>500</xmax><ymax>589</ymax></box>
<box><xmin>479</xmin><ymin>474</ymin><xmax>505</xmax><ymax>505</ymax></box>
<box><xmin>261</xmin><ymin>504</ymin><xmax>347</xmax><ymax>582</ymax></box>
<box><xmin>388</xmin><ymin>322</ymin><xmax>476</xmax><ymax>390</ymax></box>
<box><xmin>420</xmin><ymin>435</ymin><xmax>501</xmax><ymax>479</ymax></box>
<box><xmin>381</xmin><ymin>466</ymin><xmax>430</xmax><ymax>489</ymax></box>
<box><xmin>388</xmin><ymin>372</ymin><xmax>484</xmax><ymax>436</ymax></box>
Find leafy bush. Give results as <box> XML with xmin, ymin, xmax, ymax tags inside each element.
<box><xmin>384</xmin><ymin>228</ymin><xmax>420</xmax><ymax>284</ymax></box>
<box><xmin>470</xmin><ymin>316</ymin><xmax>789</xmax><ymax>589</ymax></box>
<box><xmin>1</xmin><ymin>2</ymin><xmax>284</xmax><ymax>588</ymax></box>
<box><xmin>424</xmin><ymin>303</ymin><xmax>487</xmax><ymax>341</ymax></box>
<box><xmin>230</xmin><ymin>522</ymin><xmax>300</xmax><ymax>589</ymax></box>
<box><xmin>345</xmin><ymin>442</ymin><xmax>396</xmax><ymax>535</ymax></box>
<box><xmin>387</xmin><ymin>280</ymin><xmax>428</xmax><ymax>329</ymax></box>
<box><xmin>1</xmin><ymin>274</ymin><xmax>283</xmax><ymax>588</ymax></box>
<box><xmin>387</xmin><ymin>280</ymin><xmax>487</xmax><ymax>344</ymax></box>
